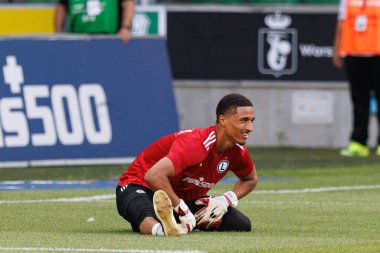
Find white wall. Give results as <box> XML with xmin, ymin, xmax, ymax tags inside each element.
<box><xmin>173</xmin><ymin>80</ymin><xmax>378</xmax><ymax>148</ymax></box>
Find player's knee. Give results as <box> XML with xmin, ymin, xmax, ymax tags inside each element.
<box><xmin>239</xmin><ymin>218</ymin><xmax>251</xmax><ymax>232</ymax></box>
<box><xmin>233</xmin><ymin>211</ymin><xmax>251</xmax><ymax>232</ymax></box>
<box><xmin>218</xmin><ymin>211</ymin><xmax>252</xmax><ymax>232</ymax></box>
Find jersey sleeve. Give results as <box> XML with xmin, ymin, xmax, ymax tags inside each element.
<box><xmin>166</xmin><ymin>134</ymin><xmax>208</xmax><ymax>175</ymax></box>
<box><xmin>231</xmin><ymin>147</ymin><xmax>255</xmax><ymax>178</ymax></box>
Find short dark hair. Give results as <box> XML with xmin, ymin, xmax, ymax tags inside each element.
<box><xmin>216</xmin><ymin>93</ymin><xmax>253</xmax><ymax>122</ymax></box>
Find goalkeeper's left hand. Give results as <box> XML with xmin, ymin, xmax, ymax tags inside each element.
<box><xmin>174</xmin><ymin>199</ymin><xmax>196</xmax><ymax>234</ymax></box>
<box><xmin>194</xmin><ymin>191</ymin><xmax>238</xmax><ymax>230</ymax></box>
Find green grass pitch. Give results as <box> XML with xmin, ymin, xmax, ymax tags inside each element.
<box><xmin>0</xmin><ymin>148</ymin><xmax>379</xmax><ymax>253</ymax></box>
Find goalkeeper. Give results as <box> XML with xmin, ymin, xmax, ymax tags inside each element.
<box><xmin>116</xmin><ymin>93</ymin><xmax>258</xmax><ymax>236</ymax></box>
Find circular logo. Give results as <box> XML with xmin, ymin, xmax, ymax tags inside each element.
<box><xmin>217</xmin><ymin>160</ymin><xmax>229</xmax><ymax>173</ymax></box>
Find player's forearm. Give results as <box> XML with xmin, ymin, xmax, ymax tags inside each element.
<box><xmin>144</xmin><ymin>157</ymin><xmax>181</xmax><ymax>207</ymax></box>
<box><xmin>333</xmin><ymin>21</ymin><xmax>342</xmax><ymax>55</ymax></box>
<box><xmin>232</xmin><ymin>172</ymin><xmax>258</xmax><ymax>199</ymax></box>
<box><xmin>332</xmin><ymin>21</ymin><xmax>344</xmax><ymax>68</ymax></box>
<box><xmin>54</xmin><ymin>4</ymin><xmax>67</xmax><ymax>32</ymax></box>
<box><xmin>121</xmin><ymin>0</ymin><xmax>134</xmax><ymax>28</ymax></box>
<box><xmin>146</xmin><ymin>174</ymin><xmax>180</xmax><ymax>206</ymax></box>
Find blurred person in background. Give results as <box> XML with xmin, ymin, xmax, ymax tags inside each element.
<box><xmin>333</xmin><ymin>0</ymin><xmax>380</xmax><ymax>157</ymax></box>
<box><xmin>54</xmin><ymin>0</ymin><xmax>134</xmax><ymax>43</ymax></box>
<box><xmin>116</xmin><ymin>93</ymin><xmax>258</xmax><ymax>236</ymax></box>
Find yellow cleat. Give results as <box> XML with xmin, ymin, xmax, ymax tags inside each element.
<box><xmin>340</xmin><ymin>141</ymin><xmax>369</xmax><ymax>157</ymax></box>
<box><xmin>153</xmin><ymin>190</ymin><xmax>181</xmax><ymax>237</ymax></box>
<box><xmin>377</xmin><ymin>145</ymin><xmax>380</xmax><ymax>156</ymax></box>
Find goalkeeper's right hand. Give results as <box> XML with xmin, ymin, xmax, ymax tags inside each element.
<box><xmin>174</xmin><ymin>199</ymin><xmax>196</xmax><ymax>234</ymax></box>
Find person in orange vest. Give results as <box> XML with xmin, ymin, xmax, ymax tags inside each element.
<box><xmin>333</xmin><ymin>0</ymin><xmax>380</xmax><ymax>157</ymax></box>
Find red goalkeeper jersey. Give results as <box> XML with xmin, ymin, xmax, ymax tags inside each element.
<box><xmin>118</xmin><ymin>126</ymin><xmax>254</xmax><ymax>201</ymax></box>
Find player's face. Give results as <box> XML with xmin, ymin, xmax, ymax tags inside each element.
<box><xmin>223</xmin><ymin>106</ymin><xmax>255</xmax><ymax>145</ymax></box>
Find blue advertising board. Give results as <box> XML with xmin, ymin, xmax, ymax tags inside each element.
<box><xmin>0</xmin><ymin>37</ymin><xmax>179</xmax><ymax>167</ymax></box>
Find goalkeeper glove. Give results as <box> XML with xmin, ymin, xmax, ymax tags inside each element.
<box><xmin>214</xmin><ymin>190</ymin><xmax>238</xmax><ymax>207</ymax></box>
<box><xmin>174</xmin><ymin>199</ymin><xmax>196</xmax><ymax>234</ymax></box>
<box><xmin>194</xmin><ymin>191</ymin><xmax>238</xmax><ymax>230</ymax></box>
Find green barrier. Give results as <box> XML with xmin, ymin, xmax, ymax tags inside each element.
<box><xmin>191</xmin><ymin>0</ymin><xmax>247</xmax><ymax>3</ymax></box>
<box><xmin>17</xmin><ymin>0</ymin><xmax>57</xmax><ymax>3</ymax></box>
<box><xmin>190</xmin><ymin>0</ymin><xmax>339</xmax><ymax>3</ymax></box>
<box><xmin>11</xmin><ymin>0</ymin><xmax>340</xmax><ymax>4</ymax></box>
<box><xmin>302</xmin><ymin>0</ymin><xmax>339</xmax><ymax>4</ymax></box>
<box><xmin>249</xmin><ymin>0</ymin><xmax>299</xmax><ymax>3</ymax></box>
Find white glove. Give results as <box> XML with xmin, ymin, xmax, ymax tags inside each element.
<box><xmin>174</xmin><ymin>199</ymin><xmax>196</xmax><ymax>234</ymax></box>
<box><xmin>214</xmin><ymin>191</ymin><xmax>238</xmax><ymax>207</ymax></box>
<box><xmin>194</xmin><ymin>191</ymin><xmax>238</xmax><ymax>230</ymax></box>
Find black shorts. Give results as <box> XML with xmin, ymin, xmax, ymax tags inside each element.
<box><xmin>116</xmin><ymin>183</ymin><xmax>251</xmax><ymax>233</ymax></box>
<box><xmin>116</xmin><ymin>184</ymin><xmax>158</xmax><ymax>232</ymax></box>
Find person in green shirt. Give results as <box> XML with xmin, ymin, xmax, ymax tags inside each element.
<box><xmin>54</xmin><ymin>0</ymin><xmax>134</xmax><ymax>43</ymax></box>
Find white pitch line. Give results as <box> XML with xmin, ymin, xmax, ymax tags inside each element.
<box><xmin>1</xmin><ymin>184</ymin><xmax>380</xmax><ymax>205</ymax></box>
<box><xmin>250</xmin><ymin>200</ymin><xmax>379</xmax><ymax>206</ymax></box>
<box><xmin>0</xmin><ymin>247</ymin><xmax>204</xmax><ymax>253</ymax></box>
<box><xmin>0</xmin><ymin>180</ymin><xmax>91</xmax><ymax>185</ymax></box>
<box><xmin>0</xmin><ymin>194</ymin><xmax>114</xmax><ymax>204</ymax></box>
<box><xmin>251</xmin><ymin>184</ymin><xmax>380</xmax><ymax>194</ymax></box>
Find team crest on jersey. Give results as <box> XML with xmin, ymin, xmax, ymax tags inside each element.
<box><xmin>217</xmin><ymin>160</ymin><xmax>229</xmax><ymax>173</ymax></box>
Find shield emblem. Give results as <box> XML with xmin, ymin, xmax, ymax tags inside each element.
<box><xmin>258</xmin><ymin>13</ymin><xmax>298</xmax><ymax>78</ymax></box>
